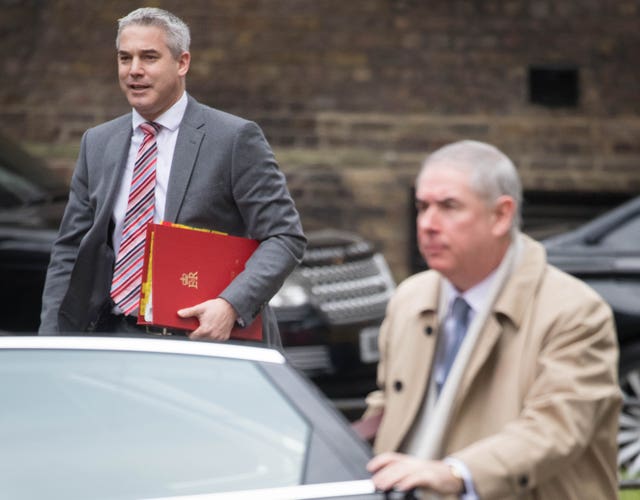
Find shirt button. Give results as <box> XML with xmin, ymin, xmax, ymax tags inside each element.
<box><xmin>424</xmin><ymin>326</ymin><xmax>433</xmax><ymax>335</ymax></box>
<box><xmin>394</xmin><ymin>380</ymin><xmax>403</xmax><ymax>392</ymax></box>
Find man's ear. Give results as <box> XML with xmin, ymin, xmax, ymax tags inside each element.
<box><xmin>178</xmin><ymin>51</ymin><xmax>190</xmax><ymax>76</ymax></box>
<box><xmin>491</xmin><ymin>195</ymin><xmax>516</xmax><ymax>237</ymax></box>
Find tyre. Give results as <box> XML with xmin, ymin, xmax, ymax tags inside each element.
<box><xmin>618</xmin><ymin>343</ymin><xmax>640</xmax><ymax>485</ymax></box>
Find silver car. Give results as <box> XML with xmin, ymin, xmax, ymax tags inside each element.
<box><xmin>0</xmin><ymin>336</ymin><xmax>402</xmax><ymax>500</ymax></box>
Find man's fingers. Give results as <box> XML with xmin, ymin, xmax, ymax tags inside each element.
<box><xmin>368</xmin><ymin>454</ymin><xmax>441</xmax><ymax>493</ymax></box>
<box><xmin>368</xmin><ymin>453</ymin><xmax>414</xmax><ymax>491</ymax></box>
<box><xmin>179</xmin><ymin>299</ymin><xmax>236</xmax><ymax>341</ymax></box>
<box><xmin>367</xmin><ymin>452</ymin><xmax>402</xmax><ymax>472</ymax></box>
<box><xmin>189</xmin><ymin>328</ymin><xmax>230</xmax><ymax>341</ymax></box>
<box><xmin>177</xmin><ymin>305</ymin><xmax>200</xmax><ymax>318</ymax></box>
<box><xmin>395</xmin><ymin>469</ymin><xmax>431</xmax><ymax>492</ymax></box>
<box><xmin>371</xmin><ymin>462</ymin><xmax>411</xmax><ymax>491</ymax></box>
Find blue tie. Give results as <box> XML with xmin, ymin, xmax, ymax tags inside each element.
<box><xmin>436</xmin><ymin>296</ymin><xmax>471</xmax><ymax>394</ymax></box>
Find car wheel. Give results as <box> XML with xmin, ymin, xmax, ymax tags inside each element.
<box><xmin>618</xmin><ymin>349</ymin><xmax>640</xmax><ymax>483</ymax></box>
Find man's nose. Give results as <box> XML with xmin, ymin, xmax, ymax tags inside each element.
<box><xmin>130</xmin><ymin>57</ymin><xmax>143</xmax><ymax>74</ymax></box>
<box><xmin>418</xmin><ymin>207</ymin><xmax>438</xmax><ymax>231</ymax></box>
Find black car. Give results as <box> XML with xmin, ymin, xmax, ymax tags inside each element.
<box><xmin>0</xmin><ymin>132</ymin><xmax>67</xmax><ymax>332</ymax></box>
<box><xmin>270</xmin><ymin>229</ymin><xmax>395</xmax><ymax>415</ymax></box>
<box><xmin>544</xmin><ymin>195</ymin><xmax>640</xmax><ymax>484</ymax></box>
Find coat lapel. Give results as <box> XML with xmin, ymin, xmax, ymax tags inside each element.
<box><xmin>457</xmin><ymin>313</ymin><xmax>503</xmax><ymax>398</ymax></box>
<box><xmin>164</xmin><ymin>97</ymin><xmax>205</xmax><ymax>222</ymax></box>
<box><xmin>455</xmin><ymin>236</ymin><xmax>547</xmax><ymax>404</ymax></box>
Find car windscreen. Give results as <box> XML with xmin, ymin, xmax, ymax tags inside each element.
<box><xmin>0</xmin><ymin>349</ymin><xmax>310</xmax><ymax>500</ymax></box>
<box><xmin>597</xmin><ymin>213</ymin><xmax>640</xmax><ymax>250</ymax></box>
<box><xmin>0</xmin><ymin>164</ymin><xmax>46</xmax><ymax>207</ymax></box>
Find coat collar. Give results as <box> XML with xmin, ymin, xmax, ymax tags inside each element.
<box><xmin>388</xmin><ymin>235</ymin><xmax>548</xmax><ymax>454</ymax></box>
<box><xmin>493</xmin><ymin>234</ymin><xmax>547</xmax><ymax>331</ymax></box>
<box><xmin>414</xmin><ymin>234</ymin><xmax>547</xmax><ymax>329</ymax></box>
<box><xmin>456</xmin><ymin>234</ymin><xmax>547</xmax><ymax>408</ymax></box>
<box><xmin>409</xmin><ymin>235</ymin><xmax>548</xmax><ymax>397</ymax></box>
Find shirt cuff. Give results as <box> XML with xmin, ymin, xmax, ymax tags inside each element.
<box><xmin>444</xmin><ymin>457</ymin><xmax>478</xmax><ymax>500</ymax></box>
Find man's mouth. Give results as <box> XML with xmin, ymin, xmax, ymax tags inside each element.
<box><xmin>422</xmin><ymin>242</ymin><xmax>446</xmax><ymax>255</ymax></box>
<box><xmin>128</xmin><ymin>83</ymin><xmax>151</xmax><ymax>91</ymax></box>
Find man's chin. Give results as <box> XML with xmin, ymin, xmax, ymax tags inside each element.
<box><xmin>423</xmin><ymin>257</ymin><xmax>449</xmax><ymax>275</ymax></box>
<box><xmin>126</xmin><ymin>92</ymin><xmax>151</xmax><ymax>107</ymax></box>
<box><xmin>127</xmin><ymin>100</ymin><xmax>157</xmax><ymax>120</ymax></box>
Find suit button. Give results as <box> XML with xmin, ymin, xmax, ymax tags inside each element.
<box><xmin>424</xmin><ymin>326</ymin><xmax>433</xmax><ymax>335</ymax></box>
<box><xmin>518</xmin><ymin>475</ymin><xmax>528</xmax><ymax>488</ymax></box>
<box><xmin>393</xmin><ymin>380</ymin><xmax>403</xmax><ymax>392</ymax></box>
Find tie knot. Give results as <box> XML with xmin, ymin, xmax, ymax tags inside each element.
<box><xmin>140</xmin><ymin>121</ymin><xmax>160</xmax><ymax>136</ymax></box>
<box><xmin>451</xmin><ymin>296</ymin><xmax>471</xmax><ymax>326</ymax></box>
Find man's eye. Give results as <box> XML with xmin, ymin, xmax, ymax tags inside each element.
<box><xmin>415</xmin><ymin>202</ymin><xmax>428</xmax><ymax>213</ymax></box>
<box><xmin>441</xmin><ymin>200</ymin><xmax>459</xmax><ymax>210</ymax></box>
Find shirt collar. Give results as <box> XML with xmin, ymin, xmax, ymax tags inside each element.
<box><xmin>131</xmin><ymin>91</ymin><xmax>188</xmax><ymax>133</ymax></box>
<box><xmin>443</xmin><ymin>265</ymin><xmax>500</xmax><ymax>316</ymax></box>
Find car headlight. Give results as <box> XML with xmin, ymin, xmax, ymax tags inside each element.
<box><xmin>270</xmin><ymin>282</ymin><xmax>311</xmax><ymax>308</ymax></box>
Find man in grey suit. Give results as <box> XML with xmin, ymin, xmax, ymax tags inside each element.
<box><xmin>39</xmin><ymin>7</ymin><xmax>306</xmax><ymax>347</ymax></box>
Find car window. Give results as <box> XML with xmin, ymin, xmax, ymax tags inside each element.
<box><xmin>0</xmin><ymin>349</ymin><xmax>310</xmax><ymax>500</ymax></box>
<box><xmin>599</xmin><ymin>214</ymin><xmax>640</xmax><ymax>250</ymax></box>
<box><xmin>0</xmin><ymin>164</ymin><xmax>44</xmax><ymax>207</ymax></box>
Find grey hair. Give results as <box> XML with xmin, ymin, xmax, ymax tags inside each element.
<box><xmin>116</xmin><ymin>7</ymin><xmax>190</xmax><ymax>59</ymax></box>
<box><xmin>418</xmin><ymin>140</ymin><xmax>523</xmax><ymax>235</ymax></box>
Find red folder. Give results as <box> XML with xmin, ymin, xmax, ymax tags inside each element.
<box><xmin>137</xmin><ymin>222</ymin><xmax>262</xmax><ymax>341</ymax></box>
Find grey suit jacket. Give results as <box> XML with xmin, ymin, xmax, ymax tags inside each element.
<box><xmin>39</xmin><ymin>95</ymin><xmax>306</xmax><ymax>347</ymax></box>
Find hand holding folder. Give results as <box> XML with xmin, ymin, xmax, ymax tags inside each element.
<box><xmin>137</xmin><ymin>222</ymin><xmax>263</xmax><ymax>341</ymax></box>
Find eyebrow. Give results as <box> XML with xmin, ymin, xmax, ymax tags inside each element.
<box><xmin>415</xmin><ymin>195</ymin><xmax>458</xmax><ymax>204</ymax></box>
<box><xmin>117</xmin><ymin>49</ymin><xmax>161</xmax><ymax>56</ymax></box>
<box><xmin>415</xmin><ymin>196</ymin><xmax>463</xmax><ymax>209</ymax></box>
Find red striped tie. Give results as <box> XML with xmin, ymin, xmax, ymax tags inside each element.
<box><xmin>110</xmin><ymin>121</ymin><xmax>160</xmax><ymax>316</ymax></box>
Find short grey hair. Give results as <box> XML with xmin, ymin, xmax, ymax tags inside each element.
<box><xmin>116</xmin><ymin>7</ymin><xmax>190</xmax><ymax>59</ymax></box>
<box><xmin>418</xmin><ymin>140</ymin><xmax>523</xmax><ymax>234</ymax></box>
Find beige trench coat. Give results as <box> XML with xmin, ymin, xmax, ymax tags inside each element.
<box><xmin>366</xmin><ymin>235</ymin><xmax>621</xmax><ymax>499</ymax></box>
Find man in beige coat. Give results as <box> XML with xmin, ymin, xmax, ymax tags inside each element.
<box><xmin>364</xmin><ymin>140</ymin><xmax>621</xmax><ymax>499</ymax></box>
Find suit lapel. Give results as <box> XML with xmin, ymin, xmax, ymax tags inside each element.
<box><xmin>164</xmin><ymin>97</ymin><xmax>205</xmax><ymax>222</ymax></box>
<box><xmin>101</xmin><ymin>123</ymin><xmax>132</xmax><ymax>225</ymax></box>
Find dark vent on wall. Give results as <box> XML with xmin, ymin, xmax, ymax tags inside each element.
<box><xmin>529</xmin><ymin>66</ymin><xmax>579</xmax><ymax>108</ymax></box>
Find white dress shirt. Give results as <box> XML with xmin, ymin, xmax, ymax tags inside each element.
<box><xmin>112</xmin><ymin>91</ymin><xmax>188</xmax><ymax>257</ymax></box>
<box><xmin>439</xmin><ymin>272</ymin><xmax>500</xmax><ymax>500</ymax></box>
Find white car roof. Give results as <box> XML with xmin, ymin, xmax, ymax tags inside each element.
<box><xmin>0</xmin><ymin>335</ymin><xmax>286</xmax><ymax>364</ymax></box>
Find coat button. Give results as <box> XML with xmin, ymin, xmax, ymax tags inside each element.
<box><xmin>424</xmin><ymin>326</ymin><xmax>433</xmax><ymax>335</ymax></box>
<box><xmin>393</xmin><ymin>380</ymin><xmax>403</xmax><ymax>392</ymax></box>
<box><xmin>518</xmin><ymin>475</ymin><xmax>528</xmax><ymax>488</ymax></box>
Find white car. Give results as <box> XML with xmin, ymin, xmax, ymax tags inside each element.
<box><xmin>0</xmin><ymin>336</ymin><xmax>408</xmax><ymax>500</ymax></box>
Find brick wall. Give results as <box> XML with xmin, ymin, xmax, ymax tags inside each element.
<box><xmin>2</xmin><ymin>0</ymin><xmax>639</xmax><ymax>279</ymax></box>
